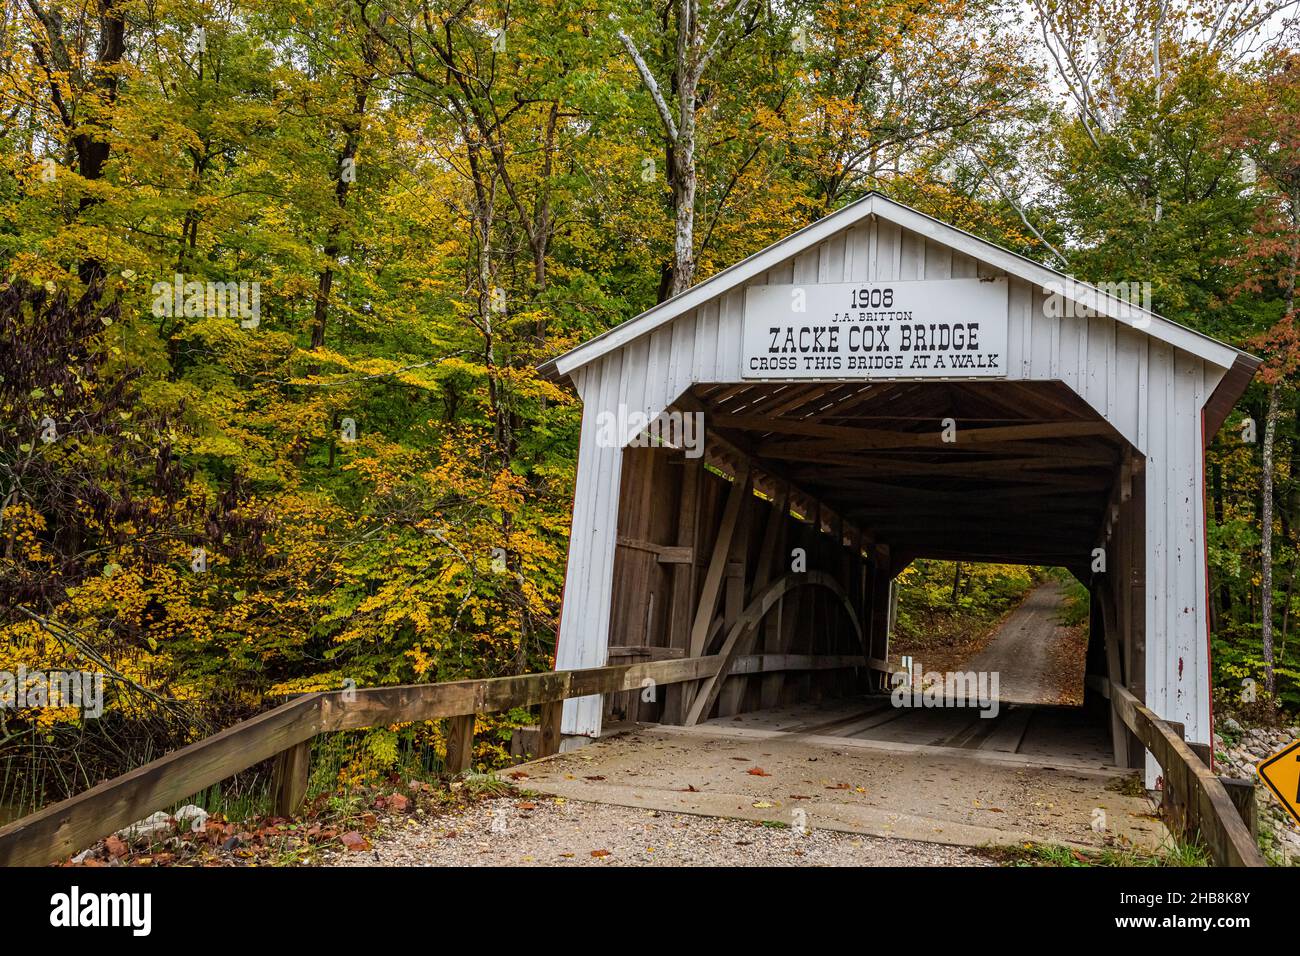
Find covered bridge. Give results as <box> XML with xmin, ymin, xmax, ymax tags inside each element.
<box><xmin>538</xmin><ymin>193</ymin><xmax>1259</xmax><ymax>777</ymax></box>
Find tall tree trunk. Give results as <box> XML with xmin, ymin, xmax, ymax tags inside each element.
<box><xmin>27</xmin><ymin>0</ymin><xmax>127</xmax><ymax>285</ymax></box>
<box><xmin>1262</xmin><ymin>382</ymin><xmax>1280</xmax><ymax>693</ymax></box>
<box><xmin>312</xmin><ymin>54</ymin><xmax>375</xmax><ymax>352</ymax></box>
<box><xmin>1267</xmin><ymin>185</ymin><xmax>1300</xmax><ymax>692</ymax></box>
<box><xmin>1212</xmin><ymin>461</ymin><xmax>1231</xmax><ymax>617</ymax></box>
<box><xmin>670</xmin><ymin>32</ymin><xmax>698</xmax><ymax>298</ymax></box>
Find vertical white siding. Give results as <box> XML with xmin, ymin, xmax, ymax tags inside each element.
<box><xmin>556</xmin><ymin>352</ymin><xmax>625</xmax><ymax>735</ymax></box>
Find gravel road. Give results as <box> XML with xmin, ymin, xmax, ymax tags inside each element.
<box><xmin>961</xmin><ymin>581</ymin><xmax>1081</xmax><ymax>705</ymax></box>
<box><xmin>326</xmin><ymin>796</ymin><xmax>995</xmax><ymax>867</ymax></box>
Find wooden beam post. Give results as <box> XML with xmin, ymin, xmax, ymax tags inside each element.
<box><xmin>444</xmin><ymin>714</ymin><xmax>475</xmax><ymax>774</ymax></box>
<box><xmin>1096</xmin><ymin>581</ymin><xmax>1130</xmax><ymax>767</ymax></box>
<box><xmin>1219</xmin><ymin>777</ymin><xmax>1258</xmax><ymax>839</ymax></box>
<box><xmin>686</xmin><ymin>572</ymin><xmax>866</xmax><ymax>725</ymax></box>
<box><xmin>868</xmin><ymin>544</ymin><xmax>892</xmax><ymax>671</ymax></box>
<box><xmin>663</xmin><ymin>456</ymin><xmax>702</xmax><ymax>724</ymax></box>
<box><xmin>539</xmin><ymin>700</ymin><xmax>564</xmax><ymax>757</ymax></box>
<box><xmin>720</xmin><ymin>481</ymin><xmax>789</xmax><ymax>716</ymax></box>
<box><xmin>689</xmin><ymin>463</ymin><xmax>753</xmax><ymax>658</ymax></box>
<box><xmin>270</xmin><ymin>739</ymin><xmax>312</xmax><ymax>817</ymax></box>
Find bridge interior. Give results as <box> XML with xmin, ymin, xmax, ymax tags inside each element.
<box><xmin>603</xmin><ymin>379</ymin><xmax>1143</xmax><ymax>768</ymax></box>
<box><xmin>530</xmin><ymin>697</ymin><xmax>1163</xmax><ymax>852</ymax></box>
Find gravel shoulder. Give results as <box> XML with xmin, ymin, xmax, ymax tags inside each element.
<box><xmin>325</xmin><ymin>796</ymin><xmax>994</xmax><ymax>867</ymax></box>
<box><xmin>1215</xmin><ymin>721</ymin><xmax>1300</xmax><ymax>865</ymax></box>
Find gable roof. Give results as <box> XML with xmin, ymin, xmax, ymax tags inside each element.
<box><xmin>537</xmin><ymin>192</ymin><xmax>1256</xmax><ymax>383</ymax></box>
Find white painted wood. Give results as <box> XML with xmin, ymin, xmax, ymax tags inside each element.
<box><xmin>549</xmin><ymin>199</ymin><xmax>1255</xmax><ymax>749</ymax></box>
<box><xmin>556</xmin><ymin>351</ymin><xmax>625</xmax><ymax>736</ymax></box>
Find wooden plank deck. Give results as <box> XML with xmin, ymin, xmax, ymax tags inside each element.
<box><xmin>696</xmin><ymin>696</ymin><xmax>1115</xmax><ymax>765</ymax></box>
<box><xmin>508</xmin><ymin>698</ymin><xmax>1167</xmax><ymax>852</ymax></box>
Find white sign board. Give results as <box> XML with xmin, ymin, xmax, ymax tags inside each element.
<box><xmin>741</xmin><ymin>277</ymin><xmax>1009</xmax><ymax>380</ymax></box>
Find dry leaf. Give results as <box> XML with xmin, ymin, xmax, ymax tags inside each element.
<box><xmin>340</xmin><ymin>831</ymin><xmax>371</xmax><ymax>852</ymax></box>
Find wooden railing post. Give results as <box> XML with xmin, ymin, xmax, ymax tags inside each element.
<box><xmin>1109</xmin><ymin>681</ymin><xmax>1266</xmax><ymax>866</ymax></box>
<box><xmin>1219</xmin><ymin>777</ymin><xmax>1258</xmax><ymax>839</ymax></box>
<box><xmin>444</xmin><ymin>715</ymin><xmax>475</xmax><ymax>774</ymax></box>
<box><xmin>270</xmin><ymin>739</ymin><xmax>312</xmax><ymax>817</ymax></box>
<box><xmin>0</xmin><ymin>658</ymin><xmax>721</xmax><ymax>865</ymax></box>
<box><xmin>539</xmin><ymin>700</ymin><xmax>563</xmax><ymax>757</ymax></box>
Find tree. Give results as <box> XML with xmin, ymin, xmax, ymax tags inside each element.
<box><xmin>2</xmin><ymin>0</ymin><xmax>129</xmax><ymax>283</ymax></box>
<box><xmin>613</xmin><ymin>0</ymin><xmax>765</xmax><ymax>297</ymax></box>
<box><xmin>1223</xmin><ymin>52</ymin><xmax>1300</xmax><ymax>692</ymax></box>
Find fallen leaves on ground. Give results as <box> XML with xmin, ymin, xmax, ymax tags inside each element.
<box><xmin>60</xmin><ymin>778</ymin><xmax>502</xmax><ymax>868</ymax></box>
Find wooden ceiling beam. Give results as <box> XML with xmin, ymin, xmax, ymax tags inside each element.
<box><xmin>757</xmin><ymin>451</ymin><xmax>1114</xmax><ymax>476</ymax></box>
<box><xmin>731</xmin><ymin>418</ymin><xmax>1116</xmax><ymax>449</ymax></box>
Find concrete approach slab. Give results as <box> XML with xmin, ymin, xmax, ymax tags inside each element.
<box><xmin>510</xmin><ymin>700</ymin><xmax>1170</xmax><ymax>853</ymax></box>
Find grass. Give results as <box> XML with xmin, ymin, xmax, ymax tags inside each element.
<box><xmin>457</xmin><ymin>772</ymin><xmax>514</xmax><ymax>798</ymax></box>
<box><xmin>183</xmin><ymin>779</ymin><xmax>271</xmax><ymax>823</ymax></box>
<box><xmin>1054</xmin><ymin>571</ymin><xmax>1092</xmax><ymax>628</ymax></box>
<box><xmin>982</xmin><ymin>838</ymin><xmax>1212</xmax><ymax>867</ymax></box>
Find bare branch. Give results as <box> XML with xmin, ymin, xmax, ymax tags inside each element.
<box><xmin>970</xmin><ymin>149</ymin><xmax>1068</xmax><ymax>267</ymax></box>
<box><xmin>614</xmin><ymin>25</ymin><xmax>678</xmax><ymax>143</ymax></box>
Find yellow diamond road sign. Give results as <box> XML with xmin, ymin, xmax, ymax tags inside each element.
<box><xmin>1258</xmin><ymin>738</ymin><xmax>1300</xmax><ymax>828</ymax></box>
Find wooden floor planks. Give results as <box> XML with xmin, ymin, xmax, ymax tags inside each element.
<box><xmin>703</xmin><ymin>695</ymin><xmax>1114</xmax><ymax>765</ymax></box>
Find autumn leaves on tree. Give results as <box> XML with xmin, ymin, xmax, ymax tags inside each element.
<box><xmin>1</xmin><ymin>0</ymin><xmax>1299</xmax><ymax>805</ymax></box>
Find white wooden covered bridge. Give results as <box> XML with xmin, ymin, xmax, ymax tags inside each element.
<box><xmin>538</xmin><ymin>193</ymin><xmax>1259</xmax><ymax>777</ymax></box>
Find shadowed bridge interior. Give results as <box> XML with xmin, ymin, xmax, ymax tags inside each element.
<box><xmin>602</xmin><ymin>379</ymin><xmax>1137</xmax><ymax>766</ymax></box>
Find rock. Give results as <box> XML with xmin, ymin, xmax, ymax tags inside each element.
<box><xmin>388</xmin><ymin>794</ymin><xmax>410</xmax><ymax>813</ymax></box>
<box><xmin>172</xmin><ymin>804</ymin><xmax>209</xmax><ymax>833</ymax></box>
<box><xmin>1221</xmin><ymin>716</ymin><xmax>1243</xmax><ymax>734</ymax></box>
<box><xmin>116</xmin><ymin>810</ymin><xmax>171</xmax><ymax>841</ymax></box>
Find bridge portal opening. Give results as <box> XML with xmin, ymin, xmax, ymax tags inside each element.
<box><xmin>599</xmin><ymin>380</ymin><xmax>1145</xmax><ymax>767</ymax></box>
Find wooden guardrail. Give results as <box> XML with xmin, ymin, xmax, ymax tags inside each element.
<box><xmin>0</xmin><ymin>651</ymin><xmax>877</xmax><ymax>867</ymax></box>
<box><xmin>1109</xmin><ymin>682</ymin><xmax>1266</xmax><ymax>867</ymax></box>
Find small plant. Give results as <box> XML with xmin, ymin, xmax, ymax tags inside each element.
<box><xmin>457</xmin><ymin>772</ymin><xmax>513</xmax><ymax>798</ymax></box>
<box><xmin>1055</xmin><ymin>572</ymin><xmax>1091</xmax><ymax>628</ymax></box>
<box><xmin>1106</xmin><ymin>774</ymin><xmax>1146</xmax><ymax>797</ymax></box>
<box><xmin>981</xmin><ymin>838</ymin><xmax>1210</xmax><ymax>867</ymax></box>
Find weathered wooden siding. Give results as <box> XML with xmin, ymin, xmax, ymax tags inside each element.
<box><xmin>596</xmin><ymin>454</ymin><xmax>872</xmax><ymax>725</ymax></box>
<box><xmin>558</xmin><ymin>214</ymin><xmax>1227</xmax><ymax>754</ymax></box>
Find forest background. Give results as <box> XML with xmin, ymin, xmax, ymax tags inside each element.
<box><xmin>2</xmin><ymin>0</ymin><xmax>1298</xmax><ymax>811</ymax></box>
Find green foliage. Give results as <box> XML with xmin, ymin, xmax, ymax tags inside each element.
<box><xmin>988</xmin><ymin>839</ymin><xmax>1212</xmax><ymax>867</ymax></box>
<box><xmin>894</xmin><ymin>561</ymin><xmax>1043</xmax><ymax>650</ymax></box>
<box><xmin>1056</xmin><ymin>574</ymin><xmax>1091</xmax><ymax>629</ymax></box>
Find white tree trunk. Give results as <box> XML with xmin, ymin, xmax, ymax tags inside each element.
<box><xmin>1262</xmin><ymin>381</ymin><xmax>1280</xmax><ymax>692</ymax></box>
